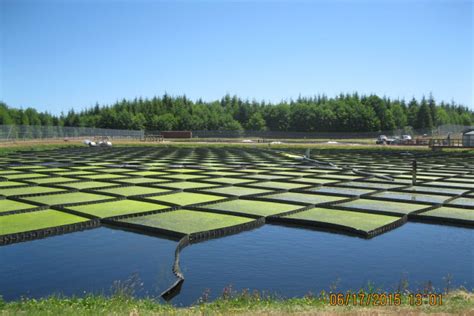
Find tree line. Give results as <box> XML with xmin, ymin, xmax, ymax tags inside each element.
<box><xmin>0</xmin><ymin>93</ymin><xmax>472</xmax><ymax>133</ymax></box>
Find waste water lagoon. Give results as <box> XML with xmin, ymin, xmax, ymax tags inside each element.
<box><xmin>0</xmin><ymin>146</ymin><xmax>472</xmax><ymax>304</ymax></box>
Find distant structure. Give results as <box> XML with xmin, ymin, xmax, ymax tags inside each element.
<box><xmin>462</xmin><ymin>129</ymin><xmax>474</xmax><ymax>147</ymax></box>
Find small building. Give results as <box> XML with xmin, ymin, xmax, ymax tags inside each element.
<box><xmin>462</xmin><ymin>129</ymin><xmax>474</xmax><ymax>147</ymax></box>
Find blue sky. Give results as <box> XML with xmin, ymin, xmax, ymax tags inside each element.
<box><xmin>1</xmin><ymin>0</ymin><xmax>472</xmax><ymax>114</ymax></box>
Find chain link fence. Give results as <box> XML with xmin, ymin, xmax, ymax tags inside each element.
<box><xmin>0</xmin><ymin>125</ymin><xmax>144</xmax><ymax>142</ymax></box>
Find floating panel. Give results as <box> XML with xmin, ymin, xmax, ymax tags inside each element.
<box><xmin>66</xmin><ymin>199</ymin><xmax>169</xmax><ymax>218</ymax></box>
<box><xmin>263</xmin><ymin>192</ymin><xmax>346</xmax><ymax>205</ymax></box>
<box><xmin>0</xmin><ymin>209</ymin><xmax>88</xmax><ymax>236</ymax></box>
<box><xmin>204</xmin><ymin>199</ymin><xmax>300</xmax><ymax>217</ymax></box>
<box><xmin>22</xmin><ymin>192</ymin><xmax>113</xmax><ymax>206</ymax></box>
<box><xmin>338</xmin><ymin>199</ymin><xmax>427</xmax><ymax>215</ymax></box>
<box><xmin>120</xmin><ymin>209</ymin><xmax>254</xmax><ymax>235</ymax></box>
<box><xmin>94</xmin><ymin>186</ymin><xmax>170</xmax><ymax>197</ymax></box>
<box><xmin>145</xmin><ymin>192</ymin><xmax>227</xmax><ymax>206</ymax></box>
<box><xmin>283</xmin><ymin>207</ymin><xmax>401</xmax><ymax>233</ymax></box>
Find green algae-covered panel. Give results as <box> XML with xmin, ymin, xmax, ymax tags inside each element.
<box><xmin>247</xmin><ymin>181</ymin><xmax>311</xmax><ymax>190</ymax></box>
<box><xmin>1</xmin><ymin>173</ymin><xmax>48</xmax><ymax>180</ymax></box>
<box><xmin>291</xmin><ymin>178</ymin><xmax>341</xmax><ymax>185</ymax></box>
<box><xmin>0</xmin><ymin>199</ymin><xmax>38</xmax><ymax>214</ymax></box>
<box><xmin>337</xmin><ymin>181</ymin><xmax>404</xmax><ymax>190</ymax></box>
<box><xmin>113</xmin><ymin>177</ymin><xmax>170</xmax><ymax>185</ymax></box>
<box><xmin>448</xmin><ymin>198</ymin><xmax>474</xmax><ymax>208</ymax></box>
<box><xmin>263</xmin><ymin>192</ymin><xmax>346</xmax><ymax>205</ymax></box>
<box><xmin>401</xmin><ymin>186</ymin><xmax>468</xmax><ymax>196</ymax></box>
<box><xmin>126</xmin><ymin>171</ymin><xmax>170</xmax><ymax>177</ymax></box>
<box><xmin>305</xmin><ymin>187</ymin><xmax>375</xmax><ymax>196</ymax></box>
<box><xmin>161</xmin><ymin>174</ymin><xmax>209</xmax><ymax>181</ymax></box>
<box><xmin>67</xmin><ymin>199</ymin><xmax>169</xmax><ymax>218</ymax></box>
<box><xmin>338</xmin><ymin>199</ymin><xmax>427</xmax><ymax>215</ymax></box>
<box><xmin>77</xmin><ymin>174</ymin><xmax>129</xmax><ymax>180</ymax></box>
<box><xmin>146</xmin><ymin>192</ymin><xmax>226</xmax><ymax>206</ymax></box>
<box><xmin>0</xmin><ymin>209</ymin><xmax>89</xmax><ymax>236</ymax></box>
<box><xmin>22</xmin><ymin>192</ymin><xmax>113</xmax><ymax>206</ymax></box>
<box><xmin>0</xmin><ymin>186</ymin><xmax>66</xmax><ymax>197</ymax></box>
<box><xmin>205</xmin><ymin>199</ymin><xmax>301</xmax><ymax>217</ymax></box>
<box><xmin>371</xmin><ymin>191</ymin><xmax>451</xmax><ymax>204</ymax></box>
<box><xmin>57</xmin><ymin>181</ymin><xmax>118</xmax><ymax>190</ymax></box>
<box><xmin>24</xmin><ymin>177</ymin><xmax>77</xmax><ymax>185</ymax></box>
<box><xmin>284</xmin><ymin>207</ymin><xmax>401</xmax><ymax>232</ymax></box>
<box><xmin>94</xmin><ymin>186</ymin><xmax>170</xmax><ymax>197</ymax></box>
<box><xmin>158</xmin><ymin>181</ymin><xmax>219</xmax><ymax>190</ymax></box>
<box><xmin>0</xmin><ymin>181</ymin><xmax>28</xmax><ymax>188</ymax></box>
<box><xmin>201</xmin><ymin>177</ymin><xmax>254</xmax><ymax>185</ymax></box>
<box><xmin>201</xmin><ymin>186</ymin><xmax>272</xmax><ymax>197</ymax></box>
<box><xmin>121</xmin><ymin>209</ymin><xmax>253</xmax><ymax>234</ymax></box>
<box><xmin>417</xmin><ymin>207</ymin><xmax>474</xmax><ymax>222</ymax></box>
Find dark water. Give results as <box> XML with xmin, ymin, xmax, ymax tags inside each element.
<box><xmin>1</xmin><ymin>223</ymin><xmax>472</xmax><ymax>306</ymax></box>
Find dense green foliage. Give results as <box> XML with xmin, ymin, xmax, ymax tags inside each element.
<box><xmin>1</xmin><ymin>93</ymin><xmax>472</xmax><ymax>132</ymax></box>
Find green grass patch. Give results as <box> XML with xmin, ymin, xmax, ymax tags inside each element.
<box><xmin>0</xmin><ymin>186</ymin><xmax>66</xmax><ymax>196</ymax></box>
<box><xmin>23</xmin><ymin>192</ymin><xmax>113</xmax><ymax>206</ymax></box>
<box><xmin>0</xmin><ymin>199</ymin><xmax>38</xmax><ymax>213</ymax></box>
<box><xmin>146</xmin><ymin>192</ymin><xmax>226</xmax><ymax>206</ymax></box>
<box><xmin>284</xmin><ymin>207</ymin><xmax>401</xmax><ymax>232</ymax></box>
<box><xmin>263</xmin><ymin>192</ymin><xmax>346</xmax><ymax>204</ymax></box>
<box><xmin>418</xmin><ymin>206</ymin><xmax>474</xmax><ymax>222</ymax></box>
<box><xmin>0</xmin><ymin>209</ymin><xmax>88</xmax><ymax>235</ymax></box>
<box><xmin>94</xmin><ymin>186</ymin><xmax>170</xmax><ymax>196</ymax></box>
<box><xmin>121</xmin><ymin>209</ymin><xmax>253</xmax><ymax>234</ymax></box>
<box><xmin>201</xmin><ymin>186</ymin><xmax>272</xmax><ymax>196</ymax></box>
<box><xmin>66</xmin><ymin>199</ymin><xmax>168</xmax><ymax>218</ymax></box>
<box><xmin>204</xmin><ymin>199</ymin><xmax>301</xmax><ymax>217</ymax></box>
<box><xmin>338</xmin><ymin>199</ymin><xmax>427</xmax><ymax>215</ymax></box>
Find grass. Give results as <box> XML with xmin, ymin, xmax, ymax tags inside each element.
<box><xmin>284</xmin><ymin>207</ymin><xmax>401</xmax><ymax>232</ymax></box>
<box><xmin>0</xmin><ymin>199</ymin><xmax>37</xmax><ymax>213</ymax></box>
<box><xmin>0</xmin><ymin>289</ymin><xmax>472</xmax><ymax>315</ymax></box>
<box><xmin>338</xmin><ymin>199</ymin><xmax>428</xmax><ymax>215</ymax></box>
<box><xmin>93</xmin><ymin>185</ymin><xmax>170</xmax><ymax>197</ymax></box>
<box><xmin>263</xmin><ymin>192</ymin><xmax>347</xmax><ymax>204</ymax></box>
<box><xmin>417</xmin><ymin>207</ymin><xmax>474</xmax><ymax>221</ymax></box>
<box><xmin>121</xmin><ymin>209</ymin><xmax>254</xmax><ymax>234</ymax></box>
<box><xmin>23</xmin><ymin>192</ymin><xmax>113</xmax><ymax>206</ymax></box>
<box><xmin>0</xmin><ymin>209</ymin><xmax>88</xmax><ymax>235</ymax></box>
<box><xmin>0</xmin><ymin>186</ymin><xmax>66</xmax><ymax>196</ymax></box>
<box><xmin>66</xmin><ymin>200</ymin><xmax>169</xmax><ymax>218</ymax></box>
<box><xmin>204</xmin><ymin>199</ymin><xmax>301</xmax><ymax>217</ymax></box>
<box><xmin>145</xmin><ymin>192</ymin><xmax>226</xmax><ymax>206</ymax></box>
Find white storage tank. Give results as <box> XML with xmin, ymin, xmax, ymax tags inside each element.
<box><xmin>462</xmin><ymin>129</ymin><xmax>474</xmax><ymax>147</ymax></box>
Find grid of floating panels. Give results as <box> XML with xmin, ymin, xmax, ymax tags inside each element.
<box><xmin>0</xmin><ymin>147</ymin><xmax>472</xmax><ymax>247</ymax></box>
